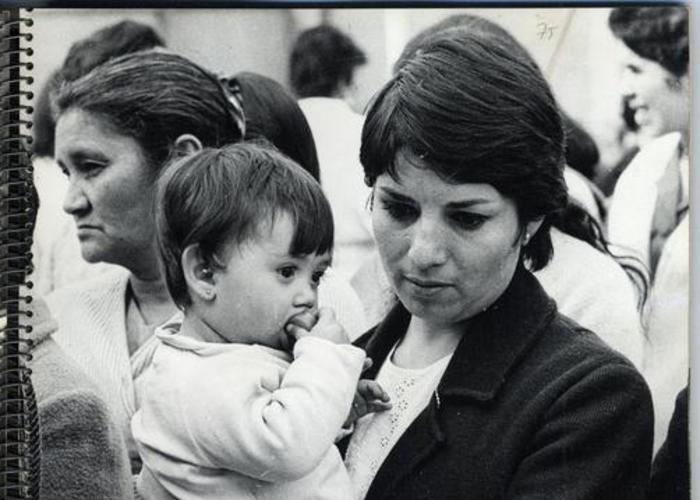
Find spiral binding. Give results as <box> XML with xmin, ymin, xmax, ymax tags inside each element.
<box><xmin>1</xmin><ymin>8</ymin><xmax>39</xmax><ymax>500</ymax></box>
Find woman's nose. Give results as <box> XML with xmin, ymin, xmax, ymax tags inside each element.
<box><xmin>62</xmin><ymin>180</ymin><xmax>90</xmax><ymax>216</ymax></box>
<box><xmin>407</xmin><ymin>221</ymin><xmax>448</xmax><ymax>270</ymax></box>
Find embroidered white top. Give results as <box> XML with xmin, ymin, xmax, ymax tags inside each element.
<box><xmin>345</xmin><ymin>347</ymin><xmax>453</xmax><ymax>500</ymax></box>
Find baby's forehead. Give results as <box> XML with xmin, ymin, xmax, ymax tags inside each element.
<box><xmin>224</xmin><ymin>212</ymin><xmax>330</xmax><ymax>260</ymax></box>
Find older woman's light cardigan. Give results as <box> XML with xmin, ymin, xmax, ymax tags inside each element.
<box><xmin>45</xmin><ymin>266</ymin><xmax>368</xmax><ymax>473</ymax></box>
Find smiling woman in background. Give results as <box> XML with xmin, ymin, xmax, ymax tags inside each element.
<box><xmin>340</xmin><ymin>28</ymin><xmax>653</xmax><ymax>499</ymax></box>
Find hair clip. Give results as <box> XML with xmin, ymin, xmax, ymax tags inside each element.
<box><xmin>218</xmin><ymin>76</ymin><xmax>246</xmax><ymax>139</ymax></box>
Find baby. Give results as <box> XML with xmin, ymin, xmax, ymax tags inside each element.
<box><xmin>132</xmin><ymin>142</ymin><xmax>390</xmax><ymax>499</ymax></box>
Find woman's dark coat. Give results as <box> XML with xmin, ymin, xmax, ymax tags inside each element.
<box><xmin>340</xmin><ymin>264</ymin><xmax>653</xmax><ymax>499</ymax></box>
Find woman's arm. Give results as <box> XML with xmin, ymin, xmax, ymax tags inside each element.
<box><xmin>506</xmin><ymin>362</ymin><xmax>653</xmax><ymax>499</ymax></box>
<box><xmin>40</xmin><ymin>390</ymin><xmax>135</xmax><ymax>500</ymax></box>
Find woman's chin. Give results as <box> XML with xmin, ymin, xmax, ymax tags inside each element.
<box><xmin>78</xmin><ymin>242</ymin><xmax>108</xmax><ymax>264</ymax></box>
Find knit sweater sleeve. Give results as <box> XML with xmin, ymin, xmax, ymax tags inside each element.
<box><xmin>40</xmin><ymin>389</ymin><xmax>134</xmax><ymax>500</ymax></box>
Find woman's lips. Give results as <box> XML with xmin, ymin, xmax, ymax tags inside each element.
<box><xmin>76</xmin><ymin>224</ymin><xmax>101</xmax><ymax>236</ymax></box>
<box><xmin>403</xmin><ymin>275</ymin><xmax>452</xmax><ymax>297</ymax></box>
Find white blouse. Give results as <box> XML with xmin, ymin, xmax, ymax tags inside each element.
<box><xmin>345</xmin><ymin>346</ymin><xmax>453</xmax><ymax>499</ymax></box>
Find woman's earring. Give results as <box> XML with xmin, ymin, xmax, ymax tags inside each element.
<box><xmin>523</xmin><ymin>232</ymin><xmax>531</xmax><ymax>246</ymax></box>
<box><xmin>203</xmin><ymin>288</ymin><xmax>216</xmax><ymax>301</ymax></box>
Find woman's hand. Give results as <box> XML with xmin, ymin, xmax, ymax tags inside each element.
<box><xmin>285</xmin><ymin>307</ymin><xmax>350</xmax><ymax>345</ymax></box>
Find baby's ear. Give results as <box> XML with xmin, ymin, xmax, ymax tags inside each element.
<box><xmin>173</xmin><ymin>133</ymin><xmax>203</xmax><ymax>158</ymax></box>
<box><xmin>182</xmin><ymin>244</ymin><xmax>217</xmax><ymax>302</ymax></box>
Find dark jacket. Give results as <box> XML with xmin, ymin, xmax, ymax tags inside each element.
<box><xmin>340</xmin><ymin>264</ymin><xmax>653</xmax><ymax>500</ymax></box>
<box><xmin>649</xmin><ymin>386</ymin><xmax>689</xmax><ymax>500</ymax></box>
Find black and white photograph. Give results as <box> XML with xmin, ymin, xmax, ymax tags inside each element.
<box><xmin>13</xmin><ymin>5</ymin><xmax>691</xmax><ymax>499</ymax></box>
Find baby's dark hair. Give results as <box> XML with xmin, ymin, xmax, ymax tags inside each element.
<box><xmin>156</xmin><ymin>141</ymin><xmax>334</xmax><ymax>309</ymax></box>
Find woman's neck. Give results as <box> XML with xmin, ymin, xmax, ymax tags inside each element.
<box><xmin>128</xmin><ymin>271</ymin><xmax>177</xmax><ymax>327</ymax></box>
<box><xmin>392</xmin><ymin>316</ymin><xmax>464</xmax><ymax>369</ymax></box>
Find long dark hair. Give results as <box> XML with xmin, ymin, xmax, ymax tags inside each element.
<box><xmin>235</xmin><ymin>71</ymin><xmax>321</xmax><ymax>182</ymax></box>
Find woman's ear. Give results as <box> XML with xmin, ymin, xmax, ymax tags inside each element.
<box><xmin>173</xmin><ymin>134</ymin><xmax>203</xmax><ymax>157</ymax></box>
<box><xmin>523</xmin><ymin>218</ymin><xmax>544</xmax><ymax>247</ymax></box>
<box><xmin>182</xmin><ymin>243</ymin><xmax>216</xmax><ymax>302</ymax></box>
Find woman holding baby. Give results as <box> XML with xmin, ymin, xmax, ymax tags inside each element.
<box><xmin>339</xmin><ymin>27</ymin><xmax>653</xmax><ymax>499</ymax></box>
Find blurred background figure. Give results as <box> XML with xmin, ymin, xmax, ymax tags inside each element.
<box><xmin>290</xmin><ymin>25</ymin><xmax>375</xmax><ymax>281</ymax></box>
<box><xmin>30</xmin><ymin>20</ymin><xmax>165</xmax><ymax>297</ymax></box>
<box><xmin>605</xmin><ymin>6</ymin><xmax>689</xmax><ymax>458</ymax></box>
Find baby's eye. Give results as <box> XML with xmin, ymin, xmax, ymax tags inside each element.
<box><xmin>311</xmin><ymin>269</ymin><xmax>327</xmax><ymax>286</ymax></box>
<box><xmin>277</xmin><ymin>265</ymin><xmax>297</xmax><ymax>280</ymax></box>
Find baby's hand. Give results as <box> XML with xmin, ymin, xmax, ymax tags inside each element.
<box><xmin>345</xmin><ymin>377</ymin><xmax>392</xmax><ymax>428</ymax></box>
<box><xmin>286</xmin><ymin>307</ymin><xmax>349</xmax><ymax>345</ymax></box>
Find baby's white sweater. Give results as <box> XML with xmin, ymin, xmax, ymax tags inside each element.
<box><xmin>132</xmin><ymin>326</ymin><xmax>365</xmax><ymax>500</ymax></box>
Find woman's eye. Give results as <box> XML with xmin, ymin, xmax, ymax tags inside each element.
<box><xmin>450</xmin><ymin>212</ymin><xmax>487</xmax><ymax>231</ymax></box>
<box><xmin>277</xmin><ymin>266</ymin><xmax>297</xmax><ymax>280</ymax></box>
<box><xmin>381</xmin><ymin>199</ymin><xmax>418</xmax><ymax>222</ymax></box>
<box><xmin>80</xmin><ymin>160</ymin><xmax>107</xmax><ymax>176</ymax></box>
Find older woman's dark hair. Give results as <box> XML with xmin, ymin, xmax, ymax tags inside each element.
<box><xmin>363</xmin><ymin>30</ymin><xmax>566</xmax><ymax>271</ymax></box>
<box><xmin>156</xmin><ymin>142</ymin><xmax>334</xmax><ymax>308</ymax></box>
<box><xmin>53</xmin><ymin>51</ymin><xmax>244</xmax><ymax>170</ymax></box>
<box><xmin>33</xmin><ymin>20</ymin><xmax>164</xmax><ymax>157</ymax></box>
<box><xmin>609</xmin><ymin>7</ymin><xmax>688</xmax><ymax>77</ymax></box>
<box><xmin>235</xmin><ymin>71</ymin><xmax>320</xmax><ymax>182</ymax></box>
<box><xmin>290</xmin><ymin>25</ymin><xmax>367</xmax><ymax>98</ymax></box>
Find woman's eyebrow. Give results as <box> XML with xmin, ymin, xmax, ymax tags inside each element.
<box><xmin>446</xmin><ymin>199</ymin><xmax>495</xmax><ymax>209</ymax></box>
<box><xmin>378</xmin><ymin>186</ymin><xmax>413</xmax><ymax>202</ymax></box>
<box><xmin>66</xmin><ymin>148</ymin><xmax>109</xmax><ymax>164</ymax></box>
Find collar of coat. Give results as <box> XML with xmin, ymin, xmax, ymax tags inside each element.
<box><xmin>356</xmin><ymin>261</ymin><xmax>557</xmax><ymax>403</ymax></box>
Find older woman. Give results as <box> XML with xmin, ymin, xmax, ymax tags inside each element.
<box><xmin>340</xmin><ymin>29</ymin><xmax>652</xmax><ymax>499</ymax></box>
<box><xmin>46</xmin><ymin>51</ymin><xmax>367</xmax><ymax>473</ymax></box>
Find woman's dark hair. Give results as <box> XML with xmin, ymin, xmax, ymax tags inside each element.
<box><xmin>562</xmin><ymin>112</ymin><xmax>599</xmax><ymax>181</ymax></box>
<box><xmin>290</xmin><ymin>25</ymin><xmax>367</xmax><ymax>98</ymax></box>
<box><xmin>32</xmin><ymin>20</ymin><xmax>164</xmax><ymax>157</ymax></box>
<box><xmin>53</xmin><ymin>51</ymin><xmax>245</xmax><ymax>170</ymax></box>
<box><xmin>156</xmin><ymin>142</ymin><xmax>334</xmax><ymax>308</ymax></box>
<box><xmin>235</xmin><ymin>71</ymin><xmax>320</xmax><ymax>182</ymax></box>
<box><xmin>363</xmin><ymin>29</ymin><xmax>567</xmax><ymax>271</ymax></box>
<box><xmin>391</xmin><ymin>14</ymin><xmax>648</xmax><ymax>305</ymax></box>
<box><xmin>609</xmin><ymin>6</ymin><xmax>689</xmax><ymax>78</ymax></box>
<box><xmin>396</xmin><ymin>14</ymin><xmax>600</xmax><ymax>182</ymax></box>
<box><xmin>60</xmin><ymin>20</ymin><xmax>165</xmax><ymax>82</ymax></box>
